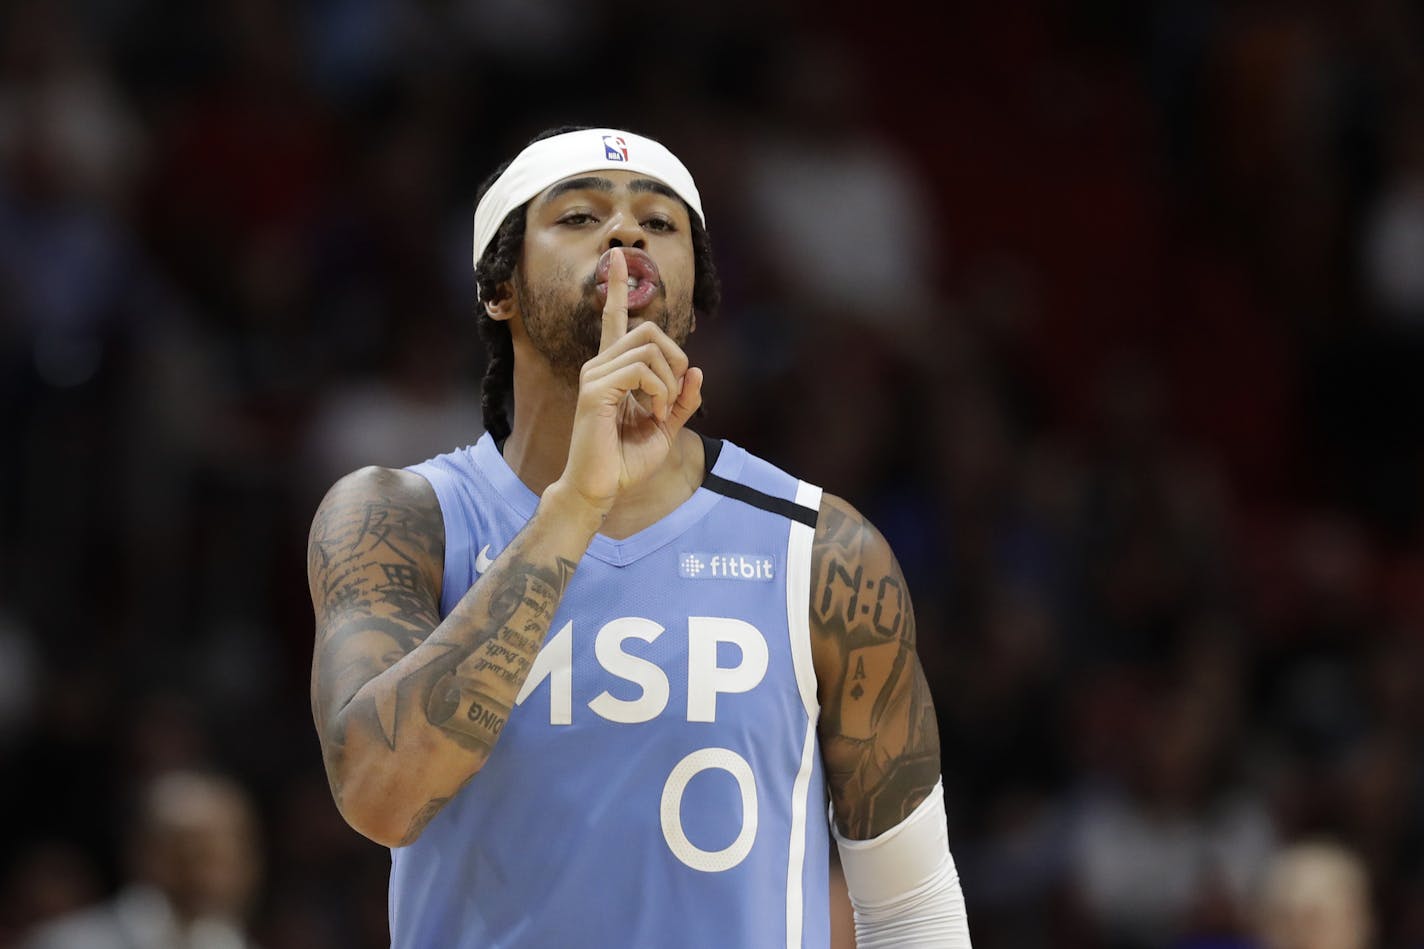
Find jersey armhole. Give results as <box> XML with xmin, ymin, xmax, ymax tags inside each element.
<box><xmin>406</xmin><ymin>461</ymin><xmax>463</xmax><ymax>618</ymax></box>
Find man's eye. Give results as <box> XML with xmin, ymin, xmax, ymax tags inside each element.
<box><xmin>559</xmin><ymin>213</ymin><xmax>596</xmax><ymax>226</ymax></box>
<box><xmin>643</xmin><ymin>217</ymin><xmax>676</xmax><ymax>232</ymax></box>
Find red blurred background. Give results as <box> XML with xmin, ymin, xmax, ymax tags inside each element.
<box><xmin>2</xmin><ymin>1</ymin><xmax>1422</xmax><ymax>946</ymax></box>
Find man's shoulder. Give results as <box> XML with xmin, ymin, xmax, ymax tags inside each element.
<box><xmin>699</xmin><ymin>439</ymin><xmax>890</xmax><ymax>559</ymax></box>
<box><xmin>811</xmin><ymin>492</ymin><xmax>888</xmax><ymax>557</ymax></box>
<box><xmin>808</xmin><ymin>492</ymin><xmax>905</xmax><ymax>642</ymax></box>
<box><xmin>703</xmin><ymin>437</ymin><xmax>818</xmax><ymax>507</ymax></box>
<box><xmin>307</xmin><ymin>465</ymin><xmax>446</xmax><ymax>593</ymax></box>
<box><xmin>315</xmin><ymin>465</ymin><xmax>442</xmax><ymax>529</ymax></box>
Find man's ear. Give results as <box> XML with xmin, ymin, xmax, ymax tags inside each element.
<box><xmin>483</xmin><ymin>282</ymin><xmax>518</xmax><ymax>322</ymax></box>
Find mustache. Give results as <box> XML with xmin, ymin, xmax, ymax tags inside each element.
<box><xmin>581</xmin><ymin>269</ymin><xmax>668</xmax><ymax>302</ymax></box>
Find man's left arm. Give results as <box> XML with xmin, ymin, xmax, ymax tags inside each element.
<box><xmin>811</xmin><ymin>492</ymin><xmax>971</xmax><ymax>947</ymax></box>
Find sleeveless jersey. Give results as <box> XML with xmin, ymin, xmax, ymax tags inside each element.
<box><xmin>396</xmin><ymin>432</ymin><xmax>829</xmax><ymax>948</ymax></box>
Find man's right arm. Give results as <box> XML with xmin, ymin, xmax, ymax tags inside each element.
<box><xmin>308</xmin><ymin>466</ymin><xmax>602</xmax><ymax>848</ymax></box>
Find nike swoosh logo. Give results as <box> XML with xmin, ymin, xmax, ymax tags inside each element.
<box><xmin>475</xmin><ymin>544</ymin><xmax>495</xmax><ymax>574</ymax></box>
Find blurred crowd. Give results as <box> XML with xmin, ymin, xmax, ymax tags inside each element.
<box><xmin>1</xmin><ymin>0</ymin><xmax>1422</xmax><ymax>947</ymax></box>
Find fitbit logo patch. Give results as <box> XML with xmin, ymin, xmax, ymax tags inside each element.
<box><xmin>678</xmin><ymin>552</ymin><xmax>775</xmax><ymax>581</ymax></box>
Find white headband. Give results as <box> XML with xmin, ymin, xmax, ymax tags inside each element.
<box><xmin>472</xmin><ymin>128</ymin><xmax>704</xmax><ymax>278</ymax></box>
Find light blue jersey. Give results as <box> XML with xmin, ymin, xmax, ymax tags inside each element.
<box><xmin>398</xmin><ymin>432</ymin><xmax>829</xmax><ymax>948</ymax></box>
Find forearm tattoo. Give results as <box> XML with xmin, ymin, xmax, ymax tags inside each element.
<box><xmin>812</xmin><ymin>496</ymin><xmax>941</xmax><ymax>840</ymax></box>
<box><xmin>309</xmin><ymin>469</ymin><xmax>577</xmax><ymax>844</ymax></box>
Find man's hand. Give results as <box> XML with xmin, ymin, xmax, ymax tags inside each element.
<box><xmin>559</xmin><ymin>247</ymin><xmax>704</xmax><ymax>515</ymax></box>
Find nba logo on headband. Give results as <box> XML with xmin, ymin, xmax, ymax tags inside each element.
<box><xmin>602</xmin><ymin>135</ymin><xmax>629</xmax><ymax>162</ymax></box>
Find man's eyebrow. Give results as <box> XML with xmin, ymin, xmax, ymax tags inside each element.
<box><xmin>541</xmin><ymin>176</ymin><xmax>681</xmax><ymax>207</ymax></box>
<box><xmin>629</xmin><ymin>178</ymin><xmax>679</xmax><ymax>201</ymax></box>
<box><xmin>540</xmin><ymin>176</ymin><xmax>614</xmax><ymax>204</ymax></box>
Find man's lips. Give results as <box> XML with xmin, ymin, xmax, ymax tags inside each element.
<box><xmin>595</xmin><ymin>248</ymin><xmax>662</xmax><ymax>311</ymax></box>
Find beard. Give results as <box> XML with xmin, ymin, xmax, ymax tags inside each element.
<box><xmin>515</xmin><ymin>268</ymin><xmax>694</xmax><ymax>379</ymax></box>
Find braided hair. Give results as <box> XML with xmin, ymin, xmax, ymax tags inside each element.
<box><xmin>474</xmin><ymin>126</ymin><xmax>721</xmax><ymax>442</ymax></box>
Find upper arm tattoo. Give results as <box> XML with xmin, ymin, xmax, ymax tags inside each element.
<box><xmin>308</xmin><ymin>468</ymin><xmax>445</xmax><ymax>726</ymax></box>
<box><xmin>812</xmin><ymin>495</ymin><xmax>941</xmax><ymax>840</ymax></box>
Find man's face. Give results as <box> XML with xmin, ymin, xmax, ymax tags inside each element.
<box><xmin>511</xmin><ymin>169</ymin><xmax>697</xmax><ymax>376</ymax></box>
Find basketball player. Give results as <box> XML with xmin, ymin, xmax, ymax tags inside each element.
<box><xmin>308</xmin><ymin>127</ymin><xmax>971</xmax><ymax>947</ymax></box>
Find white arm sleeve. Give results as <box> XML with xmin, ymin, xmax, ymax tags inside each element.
<box><xmin>832</xmin><ymin>780</ymin><xmax>972</xmax><ymax>948</ymax></box>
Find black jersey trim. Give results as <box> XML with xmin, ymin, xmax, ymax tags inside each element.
<box><xmin>698</xmin><ymin>435</ymin><xmax>819</xmax><ymax>528</ymax></box>
<box><xmin>701</xmin><ymin>434</ymin><xmax>723</xmax><ymax>472</ymax></box>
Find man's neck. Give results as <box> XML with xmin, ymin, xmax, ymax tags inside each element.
<box><xmin>501</xmin><ymin>357</ymin><xmax>578</xmax><ymax>496</ymax></box>
<box><xmin>501</xmin><ymin>361</ymin><xmax>705</xmax><ymax>541</ymax></box>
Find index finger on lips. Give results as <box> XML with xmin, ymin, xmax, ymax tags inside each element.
<box><xmin>599</xmin><ymin>248</ymin><xmax>628</xmax><ymax>353</ymax></box>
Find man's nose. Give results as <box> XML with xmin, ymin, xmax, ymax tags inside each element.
<box><xmin>605</xmin><ymin>212</ymin><xmax>646</xmax><ymax>250</ymax></box>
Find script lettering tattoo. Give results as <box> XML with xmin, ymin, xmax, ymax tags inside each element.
<box><xmin>811</xmin><ymin>495</ymin><xmax>941</xmax><ymax>840</ymax></box>
<box><xmin>373</xmin><ymin>553</ymin><xmax>574</xmax><ymax>763</ymax></box>
<box><xmin>309</xmin><ymin>467</ymin><xmax>580</xmax><ymax>840</ymax></box>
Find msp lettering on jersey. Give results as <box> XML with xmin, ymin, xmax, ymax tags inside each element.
<box><xmin>602</xmin><ymin>134</ymin><xmax>629</xmax><ymax>162</ymax></box>
<box><xmin>514</xmin><ymin>614</ymin><xmax>772</xmax><ymax>872</ymax></box>
<box><xmin>678</xmin><ymin>552</ymin><xmax>775</xmax><ymax>581</ymax></box>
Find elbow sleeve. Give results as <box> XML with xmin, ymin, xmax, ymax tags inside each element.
<box><xmin>832</xmin><ymin>780</ymin><xmax>973</xmax><ymax>948</ymax></box>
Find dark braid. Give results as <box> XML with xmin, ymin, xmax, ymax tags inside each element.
<box><xmin>473</xmin><ymin>125</ymin><xmax>721</xmax><ymax>441</ymax></box>
<box><xmin>688</xmin><ymin>205</ymin><xmax>720</xmax><ymax>319</ymax></box>
<box><xmin>474</xmin><ymin>205</ymin><xmax>526</xmax><ymax>443</ymax></box>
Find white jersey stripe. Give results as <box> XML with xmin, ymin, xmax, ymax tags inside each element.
<box><xmin>787</xmin><ymin>481</ymin><xmax>823</xmax><ymax>718</ymax></box>
<box><xmin>787</xmin><ymin>716</ymin><xmax>819</xmax><ymax>948</ymax></box>
<box><xmin>785</xmin><ymin>479</ymin><xmax>823</xmax><ymax>948</ymax></box>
